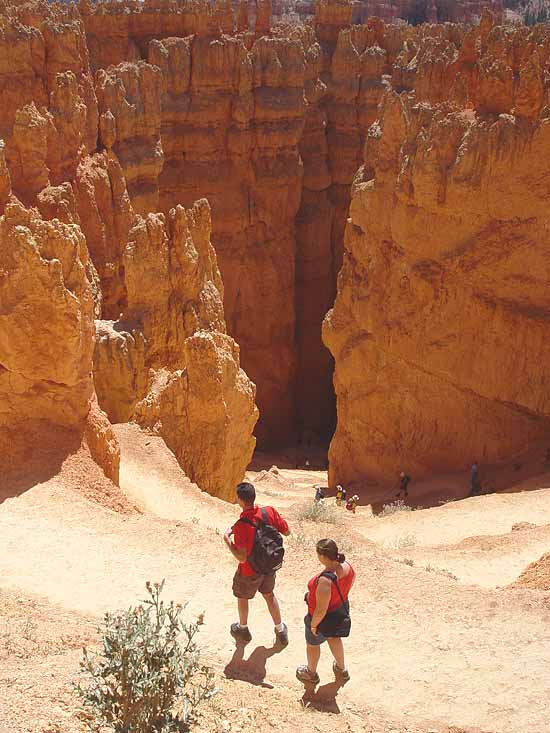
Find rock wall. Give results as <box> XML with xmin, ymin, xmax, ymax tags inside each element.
<box><xmin>92</xmin><ymin>192</ymin><xmax>259</xmax><ymax>500</ymax></box>
<box><xmin>0</xmin><ymin>168</ymin><xmax>119</xmax><ymax>483</ymax></box>
<box><xmin>148</xmin><ymin>30</ymin><xmax>307</xmax><ymax>444</ymax></box>
<box><xmin>2</xmin><ymin>0</ymin><xmax>550</xmax><ymax>502</ymax></box>
<box><xmin>0</xmin><ymin>1</ymin><xmax>258</xmax><ymax>499</ymax></box>
<box><xmin>297</xmin><ymin>0</ymin><xmax>506</xmax><ymax>25</ymax></box>
<box><xmin>324</xmin><ymin>16</ymin><xmax>550</xmax><ymax>494</ymax></box>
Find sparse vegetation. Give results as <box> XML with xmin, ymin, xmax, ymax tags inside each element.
<box><xmin>296</xmin><ymin>500</ymin><xmax>340</xmax><ymax>525</ymax></box>
<box><xmin>378</xmin><ymin>500</ymin><xmax>412</xmax><ymax>517</ymax></box>
<box><xmin>288</xmin><ymin>530</ymin><xmax>311</xmax><ymax>550</ymax></box>
<box><xmin>396</xmin><ymin>557</ymin><xmax>415</xmax><ymax>567</ymax></box>
<box><xmin>385</xmin><ymin>533</ymin><xmax>417</xmax><ymax>550</ymax></box>
<box><xmin>76</xmin><ymin>580</ymin><xmax>217</xmax><ymax>732</ymax></box>
<box><xmin>423</xmin><ymin>564</ymin><xmax>458</xmax><ymax>581</ymax></box>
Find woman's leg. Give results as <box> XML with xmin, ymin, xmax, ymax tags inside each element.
<box><xmin>306</xmin><ymin>642</ymin><xmax>321</xmax><ymax>673</ymax></box>
<box><xmin>327</xmin><ymin>637</ymin><xmax>345</xmax><ymax>670</ymax></box>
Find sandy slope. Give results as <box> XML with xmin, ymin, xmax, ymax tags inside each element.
<box><xmin>1</xmin><ymin>424</ymin><xmax>550</xmax><ymax>733</ymax></box>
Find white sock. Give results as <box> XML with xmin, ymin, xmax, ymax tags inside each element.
<box><xmin>237</xmin><ymin>622</ymin><xmax>248</xmax><ymax>629</ymax></box>
<box><xmin>275</xmin><ymin>622</ymin><xmax>285</xmax><ymax>632</ymax></box>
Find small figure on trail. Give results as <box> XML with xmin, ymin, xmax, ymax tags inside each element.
<box><xmin>346</xmin><ymin>495</ymin><xmax>359</xmax><ymax>514</ymax></box>
<box><xmin>395</xmin><ymin>471</ymin><xmax>411</xmax><ymax>500</ymax></box>
<box><xmin>341</xmin><ymin>486</ymin><xmax>347</xmax><ymax>504</ymax></box>
<box><xmin>335</xmin><ymin>485</ymin><xmax>343</xmax><ymax>506</ymax></box>
<box><xmin>224</xmin><ymin>482</ymin><xmax>290</xmax><ymax>647</ymax></box>
<box><xmin>469</xmin><ymin>461</ymin><xmax>481</xmax><ymax>496</ymax></box>
<box><xmin>305</xmin><ymin>459</ymin><xmax>310</xmax><ymax>469</ymax></box>
<box><xmin>296</xmin><ymin>539</ymin><xmax>355</xmax><ymax>687</ymax></box>
<box><xmin>314</xmin><ymin>486</ymin><xmax>325</xmax><ymax>503</ymax></box>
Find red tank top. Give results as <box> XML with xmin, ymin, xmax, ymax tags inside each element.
<box><xmin>307</xmin><ymin>562</ymin><xmax>355</xmax><ymax>615</ymax></box>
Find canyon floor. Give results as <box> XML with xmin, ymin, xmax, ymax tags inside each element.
<box><xmin>1</xmin><ymin>426</ymin><xmax>550</xmax><ymax>733</ymax></box>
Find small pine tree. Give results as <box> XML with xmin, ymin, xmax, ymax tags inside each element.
<box><xmin>76</xmin><ymin>581</ymin><xmax>216</xmax><ymax>732</ymax></box>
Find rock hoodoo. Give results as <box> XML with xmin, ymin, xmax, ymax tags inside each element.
<box><xmin>94</xmin><ymin>197</ymin><xmax>258</xmax><ymax>501</ymax></box>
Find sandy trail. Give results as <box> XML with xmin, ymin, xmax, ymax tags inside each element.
<box><xmin>1</xmin><ymin>424</ymin><xmax>550</xmax><ymax>733</ymax></box>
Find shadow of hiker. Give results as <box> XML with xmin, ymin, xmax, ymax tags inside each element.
<box><xmin>224</xmin><ymin>641</ymin><xmax>284</xmax><ymax>688</ymax></box>
<box><xmin>300</xmin><ymin>679</ymin><xmax>345</xmax><ymax>714</ymax></box>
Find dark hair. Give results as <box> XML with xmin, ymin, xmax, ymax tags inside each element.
<box><xmin>316</xmin><ymin>538</ymin><xmax>345</xmax><ymax>563</ymax></box>
<box><xmin>236</xmin><ymin>482</ymin><xmax>256</xmax><ymax>506</ymax></box>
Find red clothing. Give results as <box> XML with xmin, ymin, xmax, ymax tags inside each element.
<box><xmin>232</xmin><ymin>505</ymin><xmax>288</xmax><ymax>576</ymax></box>
<box><xmin>307</xmin><ymin>562</ymin><xmax>355</xmax><ymax>615</ymax></box>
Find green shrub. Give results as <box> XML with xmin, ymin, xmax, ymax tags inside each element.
<box><xmin>76</xmin><ymin>581</ymin><xmax>216</xmax><ymax>732</ymax></box>
<box><xmin>297</xmin><ymin>500</ymin><xmax>340</xmax><ymax>525</ymax></box>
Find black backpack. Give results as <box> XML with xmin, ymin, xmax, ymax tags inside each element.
<box><xmin>238</xmin><ymin>507</ymin><xmax>285</xmax><ymax>575</ymax></box>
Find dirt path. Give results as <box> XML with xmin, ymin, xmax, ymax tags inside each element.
<box><xmin>1</xmin><ymin>425</ymin><xmax>550</xmax><ymax>733</ymax></box>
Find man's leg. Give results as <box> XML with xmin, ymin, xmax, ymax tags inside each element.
<box><xmin>238</xmin><ymin>597</ymin><xmax>249</xmax><ymax>626</ymax></box>
<box><xmin>231</xmin><ymin>572</ymin><xmax>260</xmax><ymax>643</ymax></box>
<box><xmin>259</xmin><ymin>575</ymin><xmax>288</xmax><ymax>646</ymax></box>
<box><xmin>262</xmin><ymin>591</ymin><xmax>282</xmax><ymax>626</ymax></box>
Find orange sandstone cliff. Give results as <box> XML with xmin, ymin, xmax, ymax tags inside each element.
<box><xmin>324</xmin><ymin>14</ymin><xmax>550</xmax><ymax>494</ymax></box>
<box><xmin>2</xmin><ymin>0</ymin><xmax>550</xmax><ymax>502</ymax></box>
<box><xmin>0</xmin><ymin>0</ymin><xmax>258</xmax><ymax>500</ymax></box>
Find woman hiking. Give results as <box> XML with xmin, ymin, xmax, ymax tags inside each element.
<box><xmin>296</xmin><ymin>539</ymin><xmax>355</xmax><ymax>686</ymax></box>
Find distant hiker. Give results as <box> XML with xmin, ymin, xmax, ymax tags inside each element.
<box><xmin>224</xmin><ymin>482</ymin><xmax>290</xmax><ymax>647</ymax></box>
<box><xmin>341</xmin><ymin>486</ymin><xmax>347</xmax><ymax>504</ymax></box>
<box><xmin>305</xmin><ymin>459</ymin><xmax>310</xmax><ymax>469</ymax></box>
<box><xmin>335</xmin><ymin>485</ymin><xmax>343</xmax><ymax>506</ymax></box>
<box><xmin>395</xmin><ymin>471</ymin><xmax>411</xmax><ymax>499</ymax></box>
<box><xmin>346</xmin><ymin>495</ymin><xmax>359</xmax><ymax>514</ymax></box>
<box><xmin>470</xmin><ymin>461</ymin><xmax>481</xmax><ymax>496</ymax></box>
<box><xmin>296</xmin><ymin>539</ymin><xmax>355</xmax><ymax>686</ymax></box>
<box><xmin>314</xmin><ymin>486</ymin><xmax>325</xmax><ymax>503</ymax></box>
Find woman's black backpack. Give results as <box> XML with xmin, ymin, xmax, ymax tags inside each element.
<box><xmin>238</xmin><ymin>507</ymin><xmax>285</xmax><ymax>575</ymax></box>
<box><xmin>316</xmin><ymin>571</ymin><xmax>351</xmax><ymax>637</ymax></box>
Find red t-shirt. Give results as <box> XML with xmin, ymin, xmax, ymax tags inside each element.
<box><xmin>307</xmin><ymin>562</ymin><xmax>355</xmax><ymax>615</ymax></box>
<box><xmin>232</xmin><ymin>505</ymin><xmax>289</xmax><ymax>576</ymax></box>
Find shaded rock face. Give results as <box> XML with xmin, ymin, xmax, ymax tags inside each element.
<box><xmin>324</xmin><ymin>19</ymin><xmax>550</xmax><ymax>494</ymax></box>
<box><xmin>148</xmin><ymin>31</ymin><xmax>307</xmax><ymax>444</ymax></box>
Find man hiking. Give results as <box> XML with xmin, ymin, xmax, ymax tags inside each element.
<box><xmin>469</xmin><ymin>461</ymin><xmax>481</xmax><ymax>496</ymax></box>
<box><xmin>395</xmin><ymin>471</ymin><xmax>411</xmax><ymax>500</ymax></box>
<box><xmin>224</xmin><ymin>482</ymin><xmax>290</xmax><ymax>647</ymax></box>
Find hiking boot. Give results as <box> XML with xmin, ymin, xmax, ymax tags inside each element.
<box><xmin>274</xmin><ymin>623</ymin><xmax>289</xmax><ymax>648</ymax></box>
<box><xmin>333</xmin><ymin>661</ymin><xmax>351</xmax><ymax>683</ymax></box>
<box><xmin>230</xmin><ymin>623</ymin><xmax>252</xmax><ymax>643</ymax></box>
<box><xmin>296</xmin><ymin>665</ymin><xmax>320</xmax><ymax>685</ymax></box>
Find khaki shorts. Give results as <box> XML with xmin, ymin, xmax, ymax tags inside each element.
<box><xmin>232</xmin><ymin>570</ymin><xmax>276</xmax><ymax>599</ymax></box>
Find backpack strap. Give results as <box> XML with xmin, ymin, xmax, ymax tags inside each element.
<box><xmin>237</xmin><ymin>517</ymin><xmax>258</xmax><ymax>529</ymax></box>
<box><xmin>317</xmin><ymin>570</ymin><xmax>347</xmax><ymax>605</ymax></box>
<box><xmin>237</xmin><ymin>507</ymin><xmax>270</xmax><ymax>529</ymax></box>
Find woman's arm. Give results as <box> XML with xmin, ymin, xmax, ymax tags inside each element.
<box><xmin>310</xmin><ymin>577</ymin><xmax>331</xmax><ymax>634</ymax></box>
